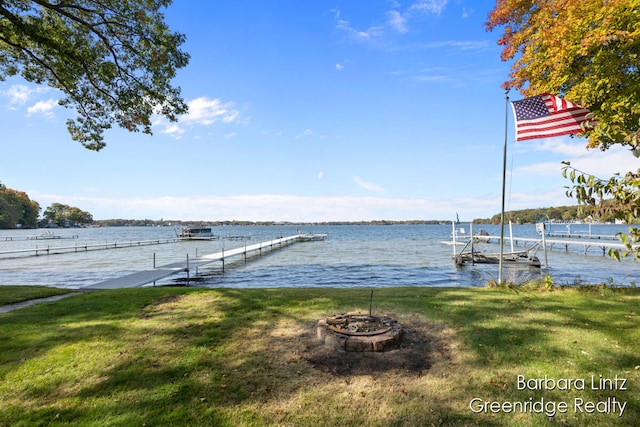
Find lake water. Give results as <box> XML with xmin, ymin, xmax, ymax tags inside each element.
<box><xmin>0</xmin><ymin>224</ymin><xmax>637</xmax><ymax>289</ymax></box>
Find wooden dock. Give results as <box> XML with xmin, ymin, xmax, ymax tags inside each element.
<box><xmin>84</xmin><ymin>234</ymin><xmax>326</xmax><ymax>290</ymax></box>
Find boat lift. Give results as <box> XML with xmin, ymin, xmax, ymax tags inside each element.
<box><xmin>449</xmin><ymin>221</ymin><xmax>545</xmax><ymax>268</ymax></box>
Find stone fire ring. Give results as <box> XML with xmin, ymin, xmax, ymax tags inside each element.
<box><xmin>316</xmin><ymin>312</ymin><xmax>404</xmax><ymax>352</ymax></box>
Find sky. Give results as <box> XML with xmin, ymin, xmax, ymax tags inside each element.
<box><xmin>1</xmin><ymin>0</ymin><xmax>637</xmax><ymax>222</ymax></box>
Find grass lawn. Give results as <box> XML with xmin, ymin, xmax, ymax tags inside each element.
<box><xmin>0</xmin><ymin>285</ymin><xmax>638</xmax><ymax>426</ymax></box>
<box><xmin>0</xmin><ymin>285</ymin><xmax>74</xmax><ymax>306</ymax></box>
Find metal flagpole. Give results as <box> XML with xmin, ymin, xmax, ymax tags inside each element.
<box><xmin>499</xmin><ymin>91</ymin><xmax>510</xmax><ymax>285</ymax></box>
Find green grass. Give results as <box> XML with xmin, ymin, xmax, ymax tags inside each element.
<box><xmin>0</xmin><ymin>286</ymin><xmax>638</xmax><ymax>426</ymax></box>
<box><xmin>0</xmin><ymin>285</ymin><xmax>73</xmax><ymax>306</ymax></box>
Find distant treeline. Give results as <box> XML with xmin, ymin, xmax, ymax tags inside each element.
<box><xmin>475</xmin><ymin>205</ymin><xmax>633</xmax><ymax>225</ymax></box>
<box><xmin>93</xmin><ymin>208</ymin><xmax>625</xmax><ymax>228</ymax></box>
<box><xmin>93</xmin><ymin>219</ymin><xmax>449</xmax><ymax>227</ymax></box>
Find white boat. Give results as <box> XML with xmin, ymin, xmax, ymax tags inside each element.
<box><xmin>298</xmin><ymin>233</ymin><xmax>327</xmax><ymax>241</ymax></box>
<box><xmin>454</xmin><ymin>248</ymin><xmax>541</xmax><ymax>268</ymax></box>
<box><xmin>27</xmin><ymin>231</ymin><xmax>79</xmax><ymax>240</ymax></box>
<box><xmin>176</xmin><ymin>227</ymin><xmax>218</xmax><ymax>240</ymax></box>
<box><xmin>27</xmin><ymin>231</ymin><xmax>62</xmax><ymax>240</ymax></box>
<box><xmin>440</xmin><ymin>229</ymin><xmax>490</xmax><ymax>246</ymax></box>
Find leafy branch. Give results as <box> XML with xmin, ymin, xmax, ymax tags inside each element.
<box><xmin>0</xmin><ymin>0</ymin><xmax>189</xmax><ymax>150</ymax></box>
<box><xmin>562</xmin><ymin>161</ymin><xmax>640</xmax><ymax>259</ymax></box>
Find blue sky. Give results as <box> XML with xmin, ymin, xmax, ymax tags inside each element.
<box><xmin>1</xmin><ymin>0</ymin><xmax>636</xmax><ymax>222</ymax></box>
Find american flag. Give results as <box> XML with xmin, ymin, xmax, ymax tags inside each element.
<box><xmin>511</xmin><ymin>93</ymin><xmax>592</xmax><ymax>141</ymax></box>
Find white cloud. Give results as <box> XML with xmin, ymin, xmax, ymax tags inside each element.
<box><xmin>528</xmin><ymin>139</ymin><xmax>590</xmax><ymax>156</ymax></box>
<box><xmin>336</xmin><ymin>19</ymin><xmax>384</xmax><ymax>40</ymax></box>
<box><xmin>29</xmin><ymin>192</ymin><xmax>507</xmax><ymax>222</ymax></box>
<box><xmin>353</xmin><ymin>176</ymin><xmax>385</xmax><ymax>192</ymax></box>
<box><xmin>296</xmin><ymin>129</ymin><xmax>313</xmax><ymax>139</ymax></box>
<box><xmin>513</xmin><ymin>161</ymin><xmax>562</xmax><ymax>178</ymax></box>
<box><xmin>409</xmin><ymin>0</ymin><xmax>449</xmax><ymax>16</ymax></box>
<box><xmin>2</xmin><ymin>83</ymin><xmax>58</xmax><ymax>115</ymax></box>
<box><xmin>335</xmin><ymin>63</ymin><xmax>344</xmax><ymax>71</ymax></box>
<box><xmin>4</xmin><ymin>84</ymin><xmax>32</xmax><ymax>107</ymax></box>
<box><xmin>156</xmin><ymin>96</ymin><xmax>242</xmax><ymax>138</ymax></box>
<box><xmin>387</xmin><ymin>10</ymin><xmax>408</xmax><ymax>33</ymax></box>
<box><xmin>317</xmin><ymin>171</ymin><xmax>324</xmax><ymax>180</ymax></box>
<box><xmin>26</xmin><ymin>99</ymin><xmax>58</xmax><ymax>117</ymax></box>
<box><xmin>411</xmin><ymin>73</ymin><xmax>452</xmax><ymax>83</ymax></box>
<box><xmin>161</xmin><ymin>123</ymin><xmax>185</xmax><ymax>138</ymax></box>
<box><xmin>518</xmin><ymin>139</ymin><xmax>639</xmax><ymax>178</ymax></box>
<box><xmin>423</xmin><ymin>40</ymin><xmax>491</xmax><ymax>50</ymax></box>
<box><xmin>334</xmin><ymin>0</ymin><xmax>476</xmax><ymax>50</ymax></box>
<box><xmin>183</xmin><ymin>97</ymin><xmax>240</xmax><ymax>125</ymax></box>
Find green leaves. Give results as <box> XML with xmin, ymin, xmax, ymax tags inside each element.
<box><xmin>562</xmin><ymin>162</ymin><xmax>640</xmax><ymax>259</ymax></box>
<box><xmin>43</xmin><ymin>202</ymin><xmax>93</xmax><ymax>226</ymax></box>
<box><xmin>0</xmin><ymin>185</ymin><xmax>40</xmax><ymax>228</ymax></box>
<box><xmin>0</xmin><ymin>0</ymin><xmax>189</xmax><ymax>150</ymax></box>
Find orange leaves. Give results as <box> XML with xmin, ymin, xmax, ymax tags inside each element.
<box><xmin>489</xmin><ymin>372</ymin><xmax>510</xmax><ymax>392</ymax></box>
<box><xmin>486</xmin><ymin>0</ymin><xmax>640</xmax><ymax>153</ymax></box>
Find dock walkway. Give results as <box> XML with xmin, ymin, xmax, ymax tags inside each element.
<box><xmin>84</xmin><ymin>234</ymin><xmax>325</xmax><ymax>290</ymax></box>
<box><xmin>0</xmin><ymin>238</ymin><xmax>182</xmax><ymax>258</ymax></box>
<box><xmin>447</xmin><ymin>220</ymin><xmax>636</xmax><ymax>269</ymax></box>
<box><xmin>484</xmin><ymin>234</ymin><xmax>631</xmax><ymax>255</ymax></box>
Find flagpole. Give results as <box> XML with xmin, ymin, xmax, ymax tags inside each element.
<box><xmin>499</xmin><ymin>91</ymin><xmax>509</xmax><ymax>285</ymax></box>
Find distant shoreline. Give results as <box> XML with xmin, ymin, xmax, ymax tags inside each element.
<box><xmin>92</xmin><ymin>219</ymin><xmax>456</xmax><ymax>227</ymax></box>
<box><xmin>91</xmin><ymin>218</ymin><xmax>633</xmax><ymax>227</ymax></box>
<box><xmin>5</xmin><ymin>218</ymin><xmax>635</xmax><ymax>231</ymax></box>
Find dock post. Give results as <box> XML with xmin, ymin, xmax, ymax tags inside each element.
<box><xmin>222</xmin><ymin>247</ymin><xmax>225</xmax><ymax>271</ymax></box>
<box><xmin>244</xmin><ymin>241</ymin><xmax>247</xmax><ymax>263</ymax></box>
<box><xmin>186</xmin><ymin>254</ymin><xmax>190</xmax><ymax>282</ymax></box>
<box><xmin>153</xmin><ymin>253</ymin><xmax>156</xmax><ymax>269</ymax></box>
<box><xmin>509</xmin><ymin>221</ymin><xmax>515</xmax><ymax>253</ymax></box>
<box><xmin>469</xmin><ymin>222</ymin><xmax>475</xmax><ymax>265</ymax></box>
<box><xmin>540</xmin><ymin>225</ymin><xmax>548</xmax><ymax>268</ymax></box>
<box><xmin>451</xmin><ymin>222</ymin><xmax>457</xmax><ymax>258</ymax></box>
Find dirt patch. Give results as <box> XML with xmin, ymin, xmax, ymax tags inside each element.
<box><xmin>301</xmin><ymin>314</ymin><xmax>451</xmax><ymax>376</ymax></box>
<box><xmin>139</xmin><ymin>294</ymin><xmax>185</xmax><ymax>318</ymax></box>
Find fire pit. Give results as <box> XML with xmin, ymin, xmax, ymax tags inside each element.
<box><xmin>316</xmin><ymin>312</ymin><xmax>404</xmax><ymax>352</ymax></box>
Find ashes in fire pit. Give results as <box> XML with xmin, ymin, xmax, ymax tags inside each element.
<box><xmin>316</xmin><ymin>312</ymin><xmax>404</xmax><ymax>352</ymax></box>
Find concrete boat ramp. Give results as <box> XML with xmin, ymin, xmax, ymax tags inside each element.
<box><xmin>84</xmin><ymin>233</ymin><xmax>326</xmax><ymax>290</ymax></box>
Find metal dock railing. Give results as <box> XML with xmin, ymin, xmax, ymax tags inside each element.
<box><xmin>84</xmin><ymin>233</ymin><xmax>326</xmax><ymax>290</ymax></box>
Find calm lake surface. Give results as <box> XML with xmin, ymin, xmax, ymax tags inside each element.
<box><xmin>0</xmin><ymin>224</ymin><xmax>637</xmax><ymax>289</ymax></box>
